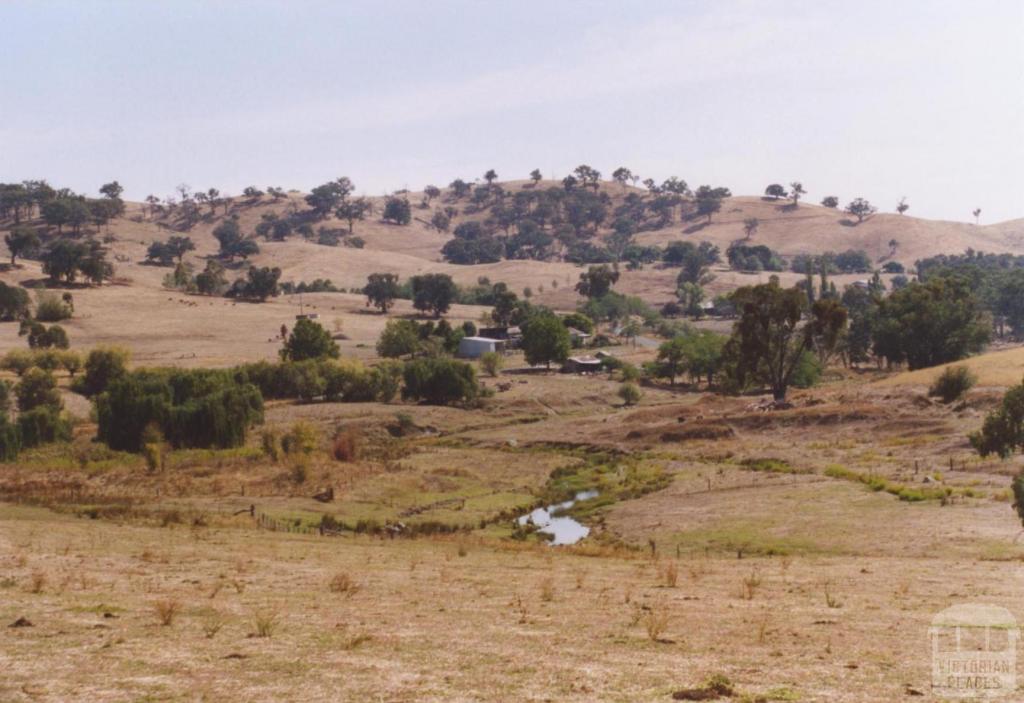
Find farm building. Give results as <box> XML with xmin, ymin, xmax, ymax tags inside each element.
<box><xmin>562</xmin><ymin>355</ymin><xmax>603</xmax><ymax>373</ymax></box>
<box><xmin>458</xmin><ymin>336</ymin><xmax>505</xmax><ymax>359</ymax></box>
<box><xmin>567</xmin><ymin>327</ymin><xmax>592</xmax><ymax>347</ymax></box>
<box><xmin>478</xmin><ymin>326</ymin><xmax>522</xmax><ymax>347</ymax></box>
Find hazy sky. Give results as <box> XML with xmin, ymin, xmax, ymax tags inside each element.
<box><xmin>2</xmin><ymin>0</ymin><xmax>1022</xmax><ymax>222</ymax></box>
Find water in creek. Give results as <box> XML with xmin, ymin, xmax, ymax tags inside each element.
<box><xmin>516</xmin><ymin>489</ymin><xmax>599</xmax><ymax>545</ymax></box>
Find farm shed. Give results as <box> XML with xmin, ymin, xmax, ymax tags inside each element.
<box><xmin>458</xmin><ymin>336</ymin><xmax>505</xmax><ymax>359</ymax></box>
<box><xmin>563</xmin><ymin>355</ymin><xmax>603</xmax><ymax>373</ymax></box>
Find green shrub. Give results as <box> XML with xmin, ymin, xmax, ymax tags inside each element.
<box><xmin>0</xmin><ymin>421</ymin><xmax>21</xmax><ymax>461</ymax></box>
<box><xmin>18</xmin><ymin>406</ymin><xmax>71</xmax><ymax>448</ymax></box>
<box><xmin>618</xmin><ymin>382</ymin><xmax>642</xmax><ymax>406</ymax></box>
<box><xmin>371</xmin><ymin>361</ymin><xmax>403</xmax><ymax>402</ymax></box>
<box><xmin>96</xmin><ymin>369</ymin><xmax>263</xmax><ymax>452</ymax></box>
<box><xmin>34</xmin><ymin>292</ymin><xmax>72</xmax><ymax>322</ymax></box>
<box><xmin>75</xmin><ymin>347</ymin><xmax>130</xmax><ymax>397</ymax></box>
<box><xmin>261</xmin><ymin>428</ymin><xmax>283</xmax><ymax>461</ymax></box>
<box><xmin>479</xmin><ymin>351</ymin><xmax>503</xmax><ymax>377</ymax></box>
<box><xmin>791</xmin><ymin>350</ymin><xmax>822</xmax><ymax>388</ymax></box>
<box><xmin>322</xmin><ymin>359</ymin><xmax>376</xmax><ymax>402</ymax></box>
<box><xmin>1</xmin><ymin>349</ymin><xmax>34</xmax><ymax>376</ymax></box>
<box><xmin>15</xmin><ymin>368</ymin><xmax>61</xmax><ymax>412</ymax></box>
<box><xmin>282</xmin><ymin>421</ymin><xmax>319</xmax><ymax>455</ymax></box>
<box><xmin>618</xmin><ymin>362</ymin><xmax>641</xmax><ymax>383</ymax></box>
<box><xmin>929</xmin><ymin>365</ymin><xmax>977</xmax><ymax>403</ymax></box>
<box><xmin>402</xmin><ymin>358</ymin><xmax>478</xmax><ymax>405</ymax></box>
<box><xmin>280</xmin><ymin>318</ymin><xmax>339</xmax><ymax>361</ymax></box>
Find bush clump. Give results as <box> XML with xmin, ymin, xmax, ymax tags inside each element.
<box><xmin>96</xmin><ymin>368</ymin><xmax>263</xmax><ymax>452</ymax></box>
<box><xmin>928</xmin><ymin>365</ymin><xmax>977</xmax><ymax>403</ymax></box>
<box><xmin>402</xmin><ymin>358</ymin><xmax>478</xmax><ymax>406</ymax></box>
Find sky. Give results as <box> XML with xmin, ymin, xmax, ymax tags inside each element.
<box><xmin>1</xmin><ymin>0</ymin><xmax>1022</xmax><ymax>223</ymax></box>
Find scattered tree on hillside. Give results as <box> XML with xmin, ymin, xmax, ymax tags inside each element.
<box><xmin>765</xmin><ymin>184</ymin><xmax>787</xmax><ymax>200</ymax></box>
<box><xmin>973</xmin><ymin>208</ymin><xmax>982</xmax><ymax>225</ymax></box>
<box><xmin>845</xmin><ymin>198</ymin><xmax>877</xmax><ymax>223</ymax></box>
<box><xmin>789</xmin><ymin>182</ymin><xmax>805</xmax><ymax>207</ymax></box>
<box><xmin>821</xmin><ymin>195</ymin><xmax>839</xmax><ymax>209</ymax></box>
<box><xmin>42</xmin><ymin>239</ymin><xmax>111</xmax><ymax>285</ymax></box>
<box><xmin>382</xmin><ymin>196</ymin><xmax>411</xmax><ymax>225</ymax></box>
<box><xmin>0</xmin><ymin>283</ymin><xmax>30</xmax><ymax>321</ymax></box>
<box><xmin>144</xmin><ymin>194</ymin><xmax>161</xmax><ymax>218</ymax></box>
<box><xmin>99</xmin><ymin>181</ymin><xmax>123</xmax><ymax>201</ymax></box>
<box><xmin>98</xmin><ymin>181</ymin><xmax>125</xmax><ymax>216</ymax></box>
<box><xmin>660</xmin><ymin>177</ymin><xmax>690</xmax><ymax>196</ymax></box>
<box><xmin>280</xmin><ymin>318</ymin><xmax>339</xmax><ymax>361</ymax></box>
<box><xmin>573</xmin><ymin>165</ymin><xmax>601</xmax><ymax>190</ymax></box>
<box><xmin>243</xmin><ymin>186</ymin><xmax>264</xmax><ymax>200</ymax></box>
<box><xmin>483</xmin><ymin>169</ymin><xmax>498</xmax><ymax>186</ymax></box>
<box><xmin>423</xmin><ymin>185</ymin><xmax>441</xmax><ymax>204</ymax></box>
<box><xmin>21</xmin><ymin>321</ymin><xmax>69</xmax><ymax>350</ymax></box>
<box><xmin>410</xmin><ymin>273</ymin><xmax>456</xmax><ymax>318</ymax></box>
<box><xmin>364</xmin><ymin>273</ymin><xmax>400</xmax><ymax>313</ymax></box>
<box><xmin>449</xmin><ymin>179</ymin><xmax>471</xmax><ymax>199</ymax></box>
<box><xmin>167</xmin><ymin>236</ymin><xmax>195</xmax><ymax>262</ymax></box>
<box><xmin>336</xmin><ymin>197</ymin><xmax>370</xmax><ymax>233</ymax></box>
<box><xmin>267</xmin><ymin>186</ymin><xmax>286</xmax><ymax>201</ymax></box>
<box><xmin>529</xmin><ymin>169</ymin><xmax>542</xmax><ymax>185</ymax></box>
<box><xmin>430</xmin><ymin>209</ymin><xmax>452</xmax><ymax>232</ymax></box>
<box><xmin>743</xmin><ymin>217</ymin><xmax>759</xmax><ymax>240</ymax></box>
<box><xmin>306</xmin><ymin>177</ymin><xmax>354</xmax><ymax>218</ymax></box>
<box><xmin>694</xmin><ymin>186</ymin><xmax>731</xmax><ymax>223</ymax></box>
<box><xmin>88</xmin><ymin>199</ymin><xmax>121</xmax><ymax>232</ymax></box>
<box><xmin>612</xmin><ymin>167</ymin><xmax>633</xmax><ymax>189</ymax></box>
<box><xmin>213</xmin><ymin>217</ymin><xmax>259</xmax><ymax>260</ymax></box>
<box><xmin>195</xmin><ymin>260</ymin><xmax>227</xmax><ymax>295</ymax></box>
<box><xmin>146</xmin><ymin>241</ymin><xmax>175</xmax><ymax>266</ymax></box>
<box><xmin>5</xmin><ymin>226</ymin><xmax>40</xmax><ymax>266</ymax></box>
<box><xmin>575</xmin><ymin>264</ymin><xmax>620</xmax><ymax>299</ymax></box>
<box><xmin>896</xmin><ymin>197</ymin><xmax>909</xmax><ymax>215</ymax></box>
<box><xmin>665</xmin><ymin>241</ymin><xmax>718</xmax><ymax>285</ymax></box>
<box><xmin>229</xmin><ymin>266</ymin><xmax>281</xmax><ymax>302</ymax></box>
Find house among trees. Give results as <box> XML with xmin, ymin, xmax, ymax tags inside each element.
<box><xmin>478</xmin><ymin>325</ymin><xmax>522</xmax><ymax>348</ymax></box>
<box><xmin>562</xmin><ymin>355</ymin><xmax>603</xmax><ymax>374</ymax></box>
<box><xmin>566</xmin><ymin>327</ymin><xmax>592</xmax><ymax>347</ymax></box>
<box><xmin>458</xmin><ymin>336</ymin><xmax>505</xmax><ymax>359</ymax></box>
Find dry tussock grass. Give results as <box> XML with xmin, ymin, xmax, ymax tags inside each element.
<box><xmin>153</xmin><ymin>599</ymin><xmax>181</xmax><ymax>626</ymax></box>
<box><xmin>328</xmin><ymin>572</ymin><xmax>360</xmax><ymax>596</ymax></box>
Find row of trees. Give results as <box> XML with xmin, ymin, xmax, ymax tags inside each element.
<box><xmin>1</xmin><ymin>180</ymin><xmax>124</xmax><ymax>234</ymax></box>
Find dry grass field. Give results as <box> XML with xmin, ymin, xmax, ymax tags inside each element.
<box><xmin>3</xmin><ymin>358</ymin><xmax>1024</xmax><ymax>701</ymax></box>
<box><xmin>2</xmin><ymin>185</ymin><xmax>1024</xmax><ymax>701</ymax></box>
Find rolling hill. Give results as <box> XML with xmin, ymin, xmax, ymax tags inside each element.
<box><xmin>0</xmin><ymin>178</ymin><xmax>1021</xmax><ymax>367</ymax></box>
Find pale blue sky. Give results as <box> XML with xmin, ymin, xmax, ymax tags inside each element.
<box><xmin>2</xmin><ymin>0</ymin><xmax>1022</xmax><ymax>222</ymax></box>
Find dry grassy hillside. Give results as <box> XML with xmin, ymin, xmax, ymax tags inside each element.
<box><xmin>877</xmin><ymin>345</ymin><xmax>1024</xmax><ymax>389</ymax></box>
<box><xmin>0</xmin><ymin>179</ymin><xmax>1021</xmax><ymax>366</ymax></box>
